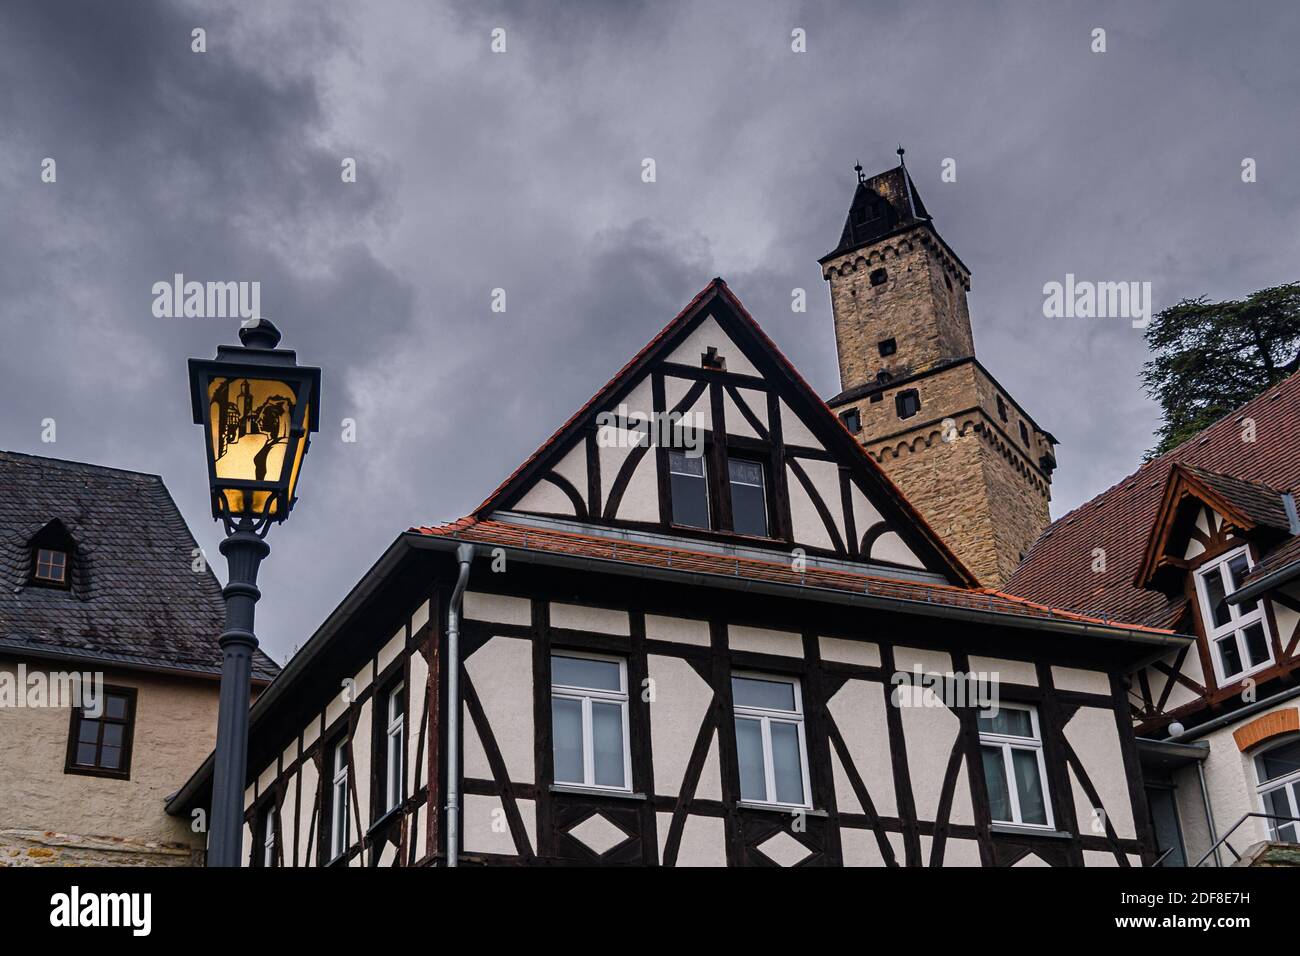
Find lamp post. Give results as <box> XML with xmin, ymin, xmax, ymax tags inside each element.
<box><xmin>188</xmin><ymin>318</ymin><xmax>321</xmax><ymax>867</ymax></box>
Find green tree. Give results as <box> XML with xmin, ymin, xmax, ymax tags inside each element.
<box><xmin>1142</xmin><ymin>282</ymin><xmax>1300</xmax><ymax>457</ymax></box>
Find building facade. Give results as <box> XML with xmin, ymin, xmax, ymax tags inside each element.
<box><xmin>1007</xmin><ymin>374</ymin><xmax>1300</xmax><ymax>866</ymax></box>
<box><xmin>169</xmin><ymin>280</ymin><xmax>1180</xmax><ymax>867</ymax></box>
<box><xmin>0</xmin><ymin>451</ymin><xmax>277</xmax><ymax>866</ymax></box>
<box><xmin>823</xmin><ymin>158</ymin><xmax>1057</xmax><ymax>587</ymax></box>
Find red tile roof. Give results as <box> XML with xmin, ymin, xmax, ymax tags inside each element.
<box><xmin>1006</xmin><ymin>371</ymin><xmax>1300</xmax><ymax>625</ymax></box>
<box><xmin>410</xmin><ymin>517</ymin><xmax>1174</xmax><ymax>636</ymax></box>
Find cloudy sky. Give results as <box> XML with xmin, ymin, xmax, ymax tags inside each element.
<box><xmin>3</xmin><ymin>0</ymin><xmax>1298</xmax><ymax>663</ymax></box>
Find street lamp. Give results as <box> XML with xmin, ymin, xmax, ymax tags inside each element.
<box><xmin>188</xmin><ymin>318</ymin><xmax>320</xmax><ymax>867</ymax></box>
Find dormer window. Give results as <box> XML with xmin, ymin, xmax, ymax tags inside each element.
<box><xmin>1195</xmin><ymin>546</ymin><xmax>1273</xmax><ymax>683</ymax></box>
<box><xmin>34</xmin><ymin>548</ymin><xmax>68</xmax><ymax>585</ymax></box>
<box><xmin>28</xmin><ymin>519</ymin><xmax>75</xmax><ymax>590</ymax></box>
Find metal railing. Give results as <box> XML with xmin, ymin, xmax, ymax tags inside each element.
<box><xmin>1193</xmin><ymin>812</ymin><xmax>1300</xmax><ymax>867</ymax></box>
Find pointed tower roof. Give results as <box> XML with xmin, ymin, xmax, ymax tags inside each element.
<box><xmin>822</xmin><ymin>154</ymin><xmax>933</xmax><ymax>262</ymax></box>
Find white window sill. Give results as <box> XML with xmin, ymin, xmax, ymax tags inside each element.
<box><xmin>990</xmin><ymin>822</ymin><xmax>1071</xmax><ymax>840</ymax></box>
<box><xmin>550</xmin><ymin>783</ymin><xmax>646</xmax><ymax>801</ymax></box>
<box><xmin>737</xmin><ymin>801</ymin><xmax>826</xmax><ymax>818</ymax></box>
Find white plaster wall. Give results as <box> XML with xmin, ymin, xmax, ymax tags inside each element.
<box><xmin>656</xmin><ymin>811</ymin><xmax>727</xmax><ymax>866</ymax></box>
<box><xmin>729</xmin><ymin>624</ymin><xmax>803</xmax><ymax>658</ymax></box>
<box><xmin>407</xmin><ymin>647</ymin><xmax>429</xmax><ymax>795</ymax></box>
<box><xmin>778</xmin><ymin>399</ymin><xmax>820</xmax><ymax>448</ymax></box>
<box><xmin>871</xmin><ymin>531</ymin><xmax>922</xmax><ymax>568</ymax></box>
<box><xmin>648</xmin><ymin>654</ymin><xmax>713</xmax><ymax>797</ymax></box>
<box><xmin>970</xmin><ymin>655</ymin><xmax>1036</xmax><ymax>687</ymax></box>
<box><xmin>462</xmin><ymin>793</ymin><xmax>536</xmax><ymax>857</ymax></box>
<box><xmin>646</xmin><ymin>614</ymin><xmax>710</xmax><ymax>646</ymax></box>
<box><xmin>820</xmin><ymin>636</ymin><xmax>880</xmax><ymax>667</ymax></box>
<box><xmin>826</xmin><ymin>678</ymin><xmax>896</xmax><ymax>816</ymax></box>
<box><xmin>550</xmin><ymin>602</ymin><xmax>629</xmax><ymax>635</ymax></box>
<box><xmin>1052</xmin><ymin>666</ymin><xmax>1111</xmax><ymax>696</ymax></box>
<box><xmin>787</xmin><ymin>464</ymin><xmax>834</xmax><ymax>550</ymax></box>
<box><xmin>614</xmin><ymin>449</ymin><xmax>659</xmax><ymax>522</ymax></box>
<box><xmin>464</xmin><ymin>591</ymin><xmax>531</xmax><ymax>626</ymax></box>
<box><xmin>296</xmin><ymin>756</ymin><xmax>319</xmax><ymax>867</ymax></box>
<box><xmin>1063</xmin><ymin>706</ymin><xmax>1135</xmax><ymax>839</ymax></box>
<box><xmin>352</xmin><ymin>699</ymin><xmax>373</xmax><ymax>835</ymax></box>
<box><xmin>465</xmin><ymin>636</ymin><xmax>535</xmax><ymax>783</ymax></box>
<box><xmin>841</xmin><ymin>827</ymin><xmax>904</xmax><ymax>866</ymax></box>
<box><xmin>723</xmin><ymin>388</ymin><xmax>760</xmax><ymax>440</ymax></box>
<box><xmin>664</xmin><ymin>375</ymin><xmax>713</xmax><ymax>431</ymax></box>
<box><xmin>666</xmin><ymin>315</ymin><xmax>760</xmax><ymax>378</ymax></box>
<box><xmin>0</xmin><ymin>665</ymin><xmax>219</xmax><ymax>850</ymax></box>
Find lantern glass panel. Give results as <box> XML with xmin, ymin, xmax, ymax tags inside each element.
<box><xmin>206</xmin><ymin>376</ymin><xmax>298</xmax><ymax>515</ymax></box>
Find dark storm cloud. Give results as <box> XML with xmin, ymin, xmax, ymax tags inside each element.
<box><xmin>3</xmin><ymin>0</ymin><xmax>1297</xmax><ymax>659</ymax></box>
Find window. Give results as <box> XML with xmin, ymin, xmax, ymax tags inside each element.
<box><xmin>256</xmin><ymin>803</ymin><xmax>277</xmax><ymax>867</ymax></box>
<box><xmin>728</xmin><ymin>459</ymin><xmax>768</xmax><ymax>537</ymax></box>
<box><xmin>1254</xmin><ymin>736</ymin><xmax>1300</xmax><ymax>843</ymax></box>
<box><xmin>34</xmin><ymin>548</ymin><xmax>68</xmax><ymax>585</ymax></box>
<box><xmin>979</xmin><ymin>704</ymin><xmax>1053</xmax><ymax>829</ymax></box>
<box><xmin>732</xmin><ymin>674</ymin><xmax>810</xmax><ymax>808</ymax></box>
<box><xmin>329</xmin><ymin>738</ymin><xmax>349</xmax><ymax>861</ymax></box>
<box><xmin>1195</xmin><ymin>546</ymin><xmax>1273</xmax><ymax>683</ymax></box>
<box><xmin>996</xmin><ymin>395</ymin><xmax>1008</xmax><ymax>422</ymax></box>
<box><xmin>895</xmin><ymin>389</ymin><xmax>920</xmax><ymax>420</ymax></box>
<box><xmin>878</xmin><ymin>338</ymin><xmax>897</xmax><ymax>357</ymax></box>
<box><xmin>870</xmin><ymin>268</ymin><xmax>888</xmax><ymax>286</ymax></box>
<box><xmin>668</xmin><ymin>450</ymin><xmax>710</xmax><ymax>529</ymax></box>
<box><xmin>381</xmin><ymin>682</ymin><xmax>405</xmax><ymax>816</ymax></box>
<box><xmin>1019</xmin><ymin>421</ymin><xmax>1030</xmax><ymax>446</ymax></box>
<box><xmin>838</xmin><ymin>407</ymin><xmax>862</xmax><ymax>434</ymax></box>
<box><xmin>551</xmin><ymin>654</ymin><xmax>631</xmax><ymax>791</ymax></box>
<box><xmin>65</xmin><ymin>687</ymin><xmax>135</xmax><ymax>778</ymax></box>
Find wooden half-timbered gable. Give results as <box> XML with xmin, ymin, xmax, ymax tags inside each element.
<box><xmin>168</xmin><ymin>279</ymin><xmax>1186</xmax><ymax>866</ymax></box>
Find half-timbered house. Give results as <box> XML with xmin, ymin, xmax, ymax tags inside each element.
<box><xmin>169</xmin><ymin>279</ymin><xmax>1187</xmax><ymax>866</ymax></box>
<box><xmin>1008</xmin><ymin>371</ymin><xmax>1300</xmax><ymax>866</ymax></box>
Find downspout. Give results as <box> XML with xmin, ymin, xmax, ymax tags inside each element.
<box><xmin>1196</xmin><ymin>761</ymin><xmax>1221</xmax><ymax>867</ymax></box>
<box><xmin>445</xmin><ymin>543</ymin><xmax>475</xmax><ymax>867</ymax></box>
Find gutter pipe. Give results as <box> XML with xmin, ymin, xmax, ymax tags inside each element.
<box><xmin>445</xmin><ymin>543</ymin><xmax>475</xmax><ymax>867</ymax></box>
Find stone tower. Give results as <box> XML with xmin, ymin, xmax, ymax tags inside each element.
<box><xmin>821</xmin><ymin>153</ymin><xmax>1057</xmax><ymax>586</ymax></box>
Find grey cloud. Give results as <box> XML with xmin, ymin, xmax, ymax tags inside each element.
<box><xmin>3</xmin><ymin>0</ymin><xmax>1297</xmax><ymax>660</ymax></box>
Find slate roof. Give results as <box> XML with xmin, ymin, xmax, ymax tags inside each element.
<box><xmin>0</xmin><ymin>450</ymin><xmax>279</xmax><ymax>682</ymax></box>
<box><xmin>1006</xmin><ymin>372</ymin><xmax>1300</xmax><ymax>626</ymax></box>
<box><xmin>822</xmin><ymin>163</ymin><xmax>933</xmax><ymax>262</ymax></box>
<box><xmin>411</xmin><ymin>517</ymin><xmax>1175</xmax><ymax>637</ymax></box>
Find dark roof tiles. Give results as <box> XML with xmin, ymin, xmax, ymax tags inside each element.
<box><xmin>0</xmin><ymin>451</ymin><xmax>278</xmax><ymax>682</ymax></box>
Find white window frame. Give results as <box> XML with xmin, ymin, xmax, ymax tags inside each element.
<box><xmin>261</xmin><ymin>803</ymin><xmax>276</xmax><ymax>867</ymax></box>
<box><xmin>731</xmin><ymin>671</ymin><xmax>812</xmax><ymax>810</ymax></box>
<box><xmin>1254</xmin><ymin>735</ymin><xmax>1300</xmax><ymax>843</ymax></box>
<box><xmin>1194</xmin><ymin>545</ymin><xmax>1273</xmax><ymax>684</ymax></box>
<box><xmin>668</xmin><ymin>449</ymin><xmax>710</xmax><ymax>528</ymax></box>
<box><xmin>727</xmin><ymin>457</ymin><xmax>769</xmax><ymax>537</ymax></box>
<box><xmin>978</xmin><ymin>703</ymin><xmax>1054</xmax><ymax>831</ymax></box>
<box><xmin>330</xmin><ymin>738</ymin><xmax>349</xmax><ymax>861</ymax></box>
<box><xmin>550</xmin><ymin>652</ymin><xmax>632</xmax><ymax>793</ymax></box>
<box><xmin>385</xmin><ymin>682</ymin><xmax>405</xmax><ymax>814</ymax></box>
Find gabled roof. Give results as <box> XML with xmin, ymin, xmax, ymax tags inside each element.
<box><xmin>0</xmin><ymin>451</ymin><xmax>278</xmax><ymax>682</ymax></box>
<box><xmin>1006</xmin><ymin>371</ymin><xmax>1300</xmax><ymax>626</ymax></box>
<box><xmin>472</xmin><ymin>277</ymin><xmax>978</xmax><ymax>587</ymax></box>
<box><xmin>1133</xmin><ymin>464</ymin><xmax>1291</xmax><ymax>588</ymax></box>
